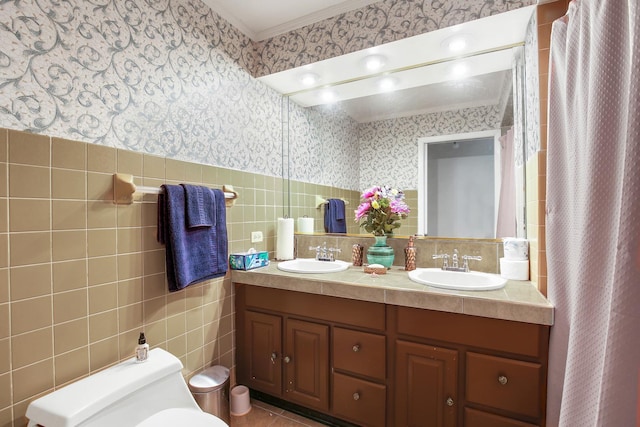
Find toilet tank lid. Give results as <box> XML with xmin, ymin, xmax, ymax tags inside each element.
<box><xmin>189</xmin><ymin>365</ymin><xmax>229</xmax><ymax>392</ymax></box>
<box><xmin>26</xmin><ymin>348</ymin><xmax>182</xmax><ymax>427</ymax></box>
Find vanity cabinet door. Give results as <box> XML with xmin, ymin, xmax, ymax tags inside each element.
<box><xmin>395</xmin><ymin>340</ymin><xmax>458</xmax><ymax>427</ymax></box>
<box><xmin>242</xmin><ymin>310</ymin><xmax>282</xmax><ymax>396</ymax></box>
<box><xmin>284</xmin><ymin>318</ymin><xmax>330</xmax><ymax>412</ymax></box>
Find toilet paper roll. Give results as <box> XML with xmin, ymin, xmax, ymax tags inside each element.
<box><xmin>297</xmin><ymin>217</ymin><xmax>314</xmax><ymax>234</ymax></box>
<box><xmin>499</xmin><ymin>258</ymin><xmax>529</xmax><ymax>281</ymax></box>
<box><xmin>276</xmin><ymin>218</ymin><xmax>294</xmax><ymax>260</ymax></box>
<box><xmin>503</xmin><ymin>238</ymin><xmax>529</xmax><ymax>260</ymax></box>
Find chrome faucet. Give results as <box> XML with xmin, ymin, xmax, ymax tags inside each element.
<box><xmin>309</xmin><ymin>242</ymin><xmax>341</xmax><ymax>262</ymax></box>
<box><xmin>433</xmin><ymin>249</ymin><xmax>482</xmax><ymax>272</ymax></box>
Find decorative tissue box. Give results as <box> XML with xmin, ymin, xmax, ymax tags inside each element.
<box><xmin>229</xmin><ymin>251</ymin><xmax>269</xmax><ymax>271</ymax></box>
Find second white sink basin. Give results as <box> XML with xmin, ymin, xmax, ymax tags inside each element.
<box><xmin>277</xmin><ymin>258</ymin><xmax>350</xmax><ymax>274</ymax></box>
<box><xmin>408</xmin><ymin>268</ymin><xmax>507</xmax><ymax>291</ymax></box>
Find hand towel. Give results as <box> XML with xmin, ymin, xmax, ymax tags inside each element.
<box><xmin>182</xmin><ymin>184</ymin><xmax>216</xmax><ymax>228</ymax></box>
<box><xmin>158</xmin><ymin>185</ymin><xmax>228</xmax><ymax>291</ymax></box>
<box><xmin>324</xmin><ymin>199</ymin><xmax>347</xmax><ymax>233</ymax></box>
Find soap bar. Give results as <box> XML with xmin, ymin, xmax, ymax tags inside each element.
<box><xmin>364</xmin><ymin>264</ymin><xmax>387</xmax><ymax>275</ymax></box>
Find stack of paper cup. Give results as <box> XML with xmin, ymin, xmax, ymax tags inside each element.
<box><xmin>500</xmin><ymin>238</ymin><xmax>529</xmax><ymax>280</ymax></box>
<box><xmin>297</xmin><ymin>217</ymin><xmax>314</xmax><ymax>234</ymax></box>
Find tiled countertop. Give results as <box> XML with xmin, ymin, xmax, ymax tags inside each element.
<box><xmin>231</xmin><ymin>262</ymin><xmax>554</xmax><ymax>326</ymax></box>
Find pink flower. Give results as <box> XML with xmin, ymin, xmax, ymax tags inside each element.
<box><xmin>354</xmin><ymin>201</ymin><xmax>371</xmax><ymax>220</ymax></box>
<box><xmin>361</xmin><ymin>186</ymin><xmax>381</xmax><ymax>200</ymax></box>
<box><xmin>390</xmin><ymin>199</ymin><xmax>410</xmax><ymax>215</ymax></box>
<box><xmin>355</xmin><ymin>185</ymin><xmax>410</xmax><ymax>235</ymax></box>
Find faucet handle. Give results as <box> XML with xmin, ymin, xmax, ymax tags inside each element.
<box><xmin>432</xmin><ymin>253</ymin><xmax>449</xmax><ymax>269</ymax></box>
<box><xmin>461</xmin><ymin>255</ymin><xmax>482</xmax><ymax>272</ymax></box>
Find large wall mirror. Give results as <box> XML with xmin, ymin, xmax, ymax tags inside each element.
<box><xmin>260</xmin><ymin>5</ymin><xmax>536</xmax><ymax>240</ymax></box>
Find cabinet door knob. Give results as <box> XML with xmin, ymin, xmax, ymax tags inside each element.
<box><xmin>284</xmin><ymin>356</ymin><xmax>291</xmax><ymax>363</ymax></box>
<box><xmin>446</xmin><ymin>397</ymin><xmax>454</xmax><ymax>407</ymax></box>
<box><xmin>270</xmin><ymin>352</ymin><xmax>277</xmax><ymax>364</ymax></box>
<box><xmin>498</xmin><ymin>375</ymin><xmax>508</xmax><ymax>385</ymax></box>
<box><xmin>352</xmin><ymin>344</ymin><xmax>360</xmax><ymax>352</ymax></box>
<box><xmin>353</xmin><ymin>392</ymin><xmax>360</xmax><ymax>401</ymax></box>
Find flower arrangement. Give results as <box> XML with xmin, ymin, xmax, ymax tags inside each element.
<box><xmin>354</xmin><ymin>185</ymin><xmax>410</xmax><ymax>236</ymax></box>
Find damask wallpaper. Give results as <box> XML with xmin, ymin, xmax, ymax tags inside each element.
<box><xmin>0</xmin><ymin>0</ymin><xmax>537</xmax><ymax>189</ymax></box>
<box><xmin>288</xmin><ymin>102</ymin><xmax>360</xmax><ymax>190</ymax></box>
<box><xmin>524</xmin><ymin>10</ymin><xmax>541</xmax><ymax>161</ymax></box>
<box><xmin>358</xmin><ymin>105</ymin><xmax>503</xmax><ymax>190</ymax></box>
<box><xmin>0</xmin><ymin>0</ymin><xmax>282</xmax><ymax>176</ymax></box>
<box><xmin>253</xmin><ymin>0</ymin><xmax>536</xmax><ymax>77</ymax></box>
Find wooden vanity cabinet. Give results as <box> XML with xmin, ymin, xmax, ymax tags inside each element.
<box><xmin>239</xmin><ymin>296</ymin><xmax>330</xmax><ymax>412</ymax></box>
<box><xmin>236</xmin><ymin>284</ymin><xmax>387</xmax><ymax>424</ymax></box>
<box><xmin>236</xmin><ymin>284</ymin><xmax>549</xmax><ymax>427</ymax></box>
<box><xmin>393</xmin><ymin>306</ymin><xmax>549</xmax><ymax>427</ymax></box>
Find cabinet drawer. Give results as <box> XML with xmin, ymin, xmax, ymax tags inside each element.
<box><xmin>332</xmin><ymin>372</ymin><xmax>386</xmax><ymax>427</ymax></box>
<box><xmin>396</xmin><ymin>306</ymin><xmax>546</xmax><ymax>358</ymax></box>
<box><xmin>466</xmin><ymin>352</ymin><xmax>542</xmax><ymax>418</ymax></box>
<box><xmin>333</xmin><ymin>327</ymin><xmax>385</xmax><ymax>380</ymax></box>
<box><xmin>464</xmin><ymin>408</ymin><xmax>538</xmax><ymax>427</ymax></box>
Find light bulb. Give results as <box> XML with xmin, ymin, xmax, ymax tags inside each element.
<box><xmin>363</xmin><ymin>54</ymin><xmax>386</xmax><ymax>72</ymax></box>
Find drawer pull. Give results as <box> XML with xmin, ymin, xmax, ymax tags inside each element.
<box><xmin>498</xmin><ymin>375</ymin><xmax>508</xmax><ymax>385</ymax></box>
<box><xmin>284</xmin><ymin>356</ymin><xmax>291</xmax><ymax>364</ymax></box>
<box><xmin>446</xmin><ymin>397</ymin><xmax>454</xmax><ymax>407</ymax></box>
<box><xmin>352</xmin><ymin>344</ymin><xmax>361</xmax><ymax>352</ymax></box>
<box><xmin>353</xmin><ymin>392</ymin><xmax>360</xmax><ymax>401</ymax></box>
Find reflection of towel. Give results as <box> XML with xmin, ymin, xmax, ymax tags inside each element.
<box><xmin>158</xmin><ymin>185</ymin><xmax>228</xmax><ymax>292</ymax></box>
<box><xmin>324</xmin><ymin>199</ymin><xmax>347</xmax><ymax>233</ymax></box>
<box><xmin>182</xmin><ymin>184</ymin><xmax>216</xmax><ymax>228</ymax></box>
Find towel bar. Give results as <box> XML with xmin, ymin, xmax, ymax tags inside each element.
<box><xmin>113</xmin><ymin>173</ymin><xmax>238</xmax><ymax>205</ymax></box>
<box><xmin>315</xmin><ymin>195</ymin><xmax>349</xmax><ymax>209</ymax></box>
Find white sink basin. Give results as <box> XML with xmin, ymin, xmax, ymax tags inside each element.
<box><xmin>408</xmin><ymin>268</ymin><xmax>507</xmax><ymax>291</ymax></box>
<box><xmin>277</xmin><ymin>258</ymin><xmax>350</xmax><ymax>274</ymax></box>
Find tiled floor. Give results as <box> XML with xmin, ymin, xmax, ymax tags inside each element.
<box><xmin>230</xmin><ymin>399</ymin><xmax>327</xmax><ymax>426</ymax></box>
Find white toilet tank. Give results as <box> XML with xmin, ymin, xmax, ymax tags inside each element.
<box><xmin>26</xmin><ymin>348</ymin><xmax>228</xmax><ymax>427</ymax></box>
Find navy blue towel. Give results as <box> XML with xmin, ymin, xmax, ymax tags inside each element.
<box><xmin>324</xmin><ymin>199</ymin><xmax>347</xmax><ymax>233</ymax></box>
<box><xmin>158</xmin><ymin>185</ymin><xmax>228</xmax><ymax>292</ymax></box>
<box><xmin>183</xmin><ymin>184</ymin><xmax>216</xmax><ymax>228</ymax></box>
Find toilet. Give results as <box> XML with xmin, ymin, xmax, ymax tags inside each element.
<box><xmin>25</xmin><ymin>348</ymin><xmax>228</xmax><ymax>427</ymax></box>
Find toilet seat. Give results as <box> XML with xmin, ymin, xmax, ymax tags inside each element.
<box><xmin>135</xmin><ymin>408</ymin><xmax>228</xmax><ymax>427</ymax></box>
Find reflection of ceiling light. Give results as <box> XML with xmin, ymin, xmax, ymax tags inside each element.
<box><xmin>363</xmin><ymin>54</ymin><xmax>386</xmax><ymax>72</ymax></box>
<box><xmin>321</xmin><ymin>89</ymin><xmax>337</xmax><ymax>103</ymax></box>
<box><xmin>441</xmin><ymin>34</ymin><xmax>470</xmax><ymax>53</ymax></box>
<box><xmin>378</xmin><ymin>76</ymin><xmax>398</xmax><ymax>92</ymax></box>
<box><xmin>300</xmin><ymin>72</ymin><xmax>319</xmax><ymax>86</ymax></box>
<box><xmin>451</xmin><ymin>62</ymin><xmax>469</xmax><ymax>78</ymax></box>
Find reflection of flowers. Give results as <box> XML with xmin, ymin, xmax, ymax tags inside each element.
<box><xmin>355</xmin><ymin>185</ymin><xmax>410</xmax><ymax>236</ymax></box>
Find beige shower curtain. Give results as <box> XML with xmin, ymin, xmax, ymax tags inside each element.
<box><xmin>546</xmin><ymin>1</ymin><xmax>639</xmax><ymax>426</ymax></box>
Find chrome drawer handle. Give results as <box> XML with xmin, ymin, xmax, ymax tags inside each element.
<box><xmin>352</xmin><ymin>344</ymin><xmax>360</xmax><ymax>352</ymax></box>
<box><xmin>498</xmin><ymin>375</ymin><xmax>508</xmax><ymax>385</ymax></box>
<box><xmin>446</xmin><ymin>397</ymin><xmax>454</xmax><ymax>407</ymax></box>
<box><xmin>353</xmin><ymin>392</ymin><xmax>360</xmax><ymax>401</ymax></box>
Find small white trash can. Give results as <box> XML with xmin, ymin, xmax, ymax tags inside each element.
<box><xmin>188</xmin><ymin>365</ymin><xmax>230</xmax><ymax>424</ymax></box>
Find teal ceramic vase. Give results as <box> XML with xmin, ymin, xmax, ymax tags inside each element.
<box><xmin>366</xmin><ymin>235</ymin><xmax>395</xmax><ymax>268</ymax></box>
